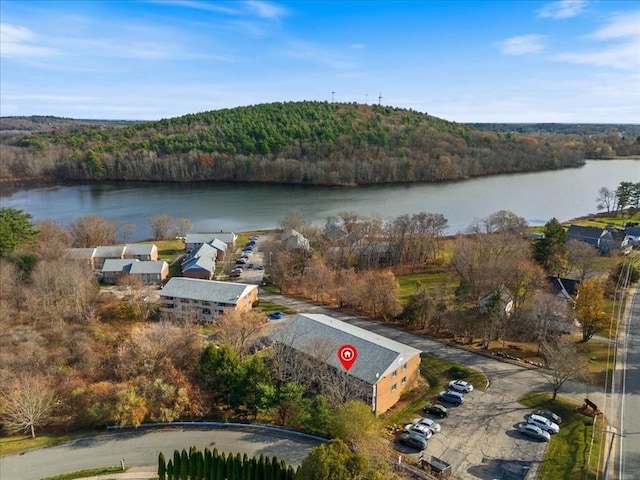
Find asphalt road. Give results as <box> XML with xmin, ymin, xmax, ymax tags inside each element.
<box><xmin>261</xmin><ymin>291</ymin><xmax>609</xmax><ymax>480</ymax></box>
<box><xmin>0</xmin><ymin>428</ymin><xmax>318</xmax><ymax>480</ymax></box>
<box><xmin>619</xmin><ymin>287</ymin><xmax>640</xmax><ymax>479</ymax></box>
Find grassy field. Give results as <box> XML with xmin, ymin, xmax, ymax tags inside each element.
<box><xmin>520</xmin><ymin>391</ymin><xmax>606</xmax><ymax>480</ymax></box>
<box><xmin>566</xmin><ymin>211</ymin><xmax>640</xmax><ymax>229</ymax></box>
<box><xmin>0</xmin><ymin>432</ymin><xmax>95</xmax><ymax>456</ymax></box>
<box><xmin>396</xmin><ymin>271</ymin><xmax>458</xmax><ymax>306</ymax></box>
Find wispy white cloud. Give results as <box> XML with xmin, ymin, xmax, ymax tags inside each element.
<box><xmin>348</xmin><ymin>43</ymin><xmax>365</xmax><ymax>50</ymax></box>
<box><xmin>495</xmin><ymin>34</ymin><xmax>545</xmax><ymax>55</ymax></box>
<box><xmin>147</xmin><ymin>0</ymin><xmax>241</xmax><ymax>15</ymax></box>
<box><xmin>553</xmin><ymin>11</ymin><xmax>640</xmax><ymax>69</ymax></box>
<box><xmin>0</xmin><ymin>23</ymin><xmax>58</xmax><ymax>58</ymax></box>
<box><xmin>245</xmin><ymin>1</ymin><xmax>288</xmax><ymax>20</ymax></box>
<box><xmin>537</xmin><ymin>0</ymin><xmax>588</xmax><ymax>19</ymax></box>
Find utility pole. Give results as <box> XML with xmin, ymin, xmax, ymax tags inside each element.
<box><xmin>331</xmin><ymin>91</ymin><xmax>335</xmax><ymax>102</ymax></box>
<box><xmin>378</xmin><ymin>92</ymin><xmax>382</xmax><ymax>105</ymax></box>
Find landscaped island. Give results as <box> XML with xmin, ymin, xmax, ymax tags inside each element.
<box><xmin>2</xmin><ymin>102</ymin><xmax>638</xmax><ymax>185</ymax></box>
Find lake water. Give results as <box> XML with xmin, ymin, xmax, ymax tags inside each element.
<box><xmin>1</xmin><ymin>159</ymin><xmax>638</xmax><ymax>241</ymax></box>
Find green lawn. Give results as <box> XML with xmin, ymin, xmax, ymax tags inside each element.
<box><xmin>0</xmin><ymin>432</ymin><xmax>94</xmax><ymax>456</ymax></box>
<box><xmin>396</xmin><ymin>271</ymin><xmax>458</xmax><ymax>306</ymax></box>
<box><xmin>258</xmin><ymin>300</ymin><xmax>297</xmax><ymax>316</ymax></box>
<box><xmin>41</xmin><ymin>466</ymin><xmax>127</xmax><ymax>480</ymax></box>
<box><xmin>519</xmin><ymin>392</ymin><xmax>606</xmax><ymax>480</ymax></box>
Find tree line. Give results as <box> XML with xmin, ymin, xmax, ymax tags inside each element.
<box><xmin>3</xmin><ymin>101</ymin><xmax>624</xmax><ymax>185</ymax></box>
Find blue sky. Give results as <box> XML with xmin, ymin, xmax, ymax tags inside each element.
<box><xmin>1</xmin><ymin>0</ymin><xmax>638</xmax><ymax>123</ymax></box>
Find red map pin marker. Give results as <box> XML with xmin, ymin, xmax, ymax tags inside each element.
<box><xmin>338</xmin><ymin>344</ymin><xmax>358</xmax><ymax>371</ymax></box>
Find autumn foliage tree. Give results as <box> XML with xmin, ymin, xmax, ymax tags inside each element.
<box><xmin>0</xmin><ymin>374</ymin><xmax>55</xmax><ymax>438</ymax></box>
<box><xmin>575</xmin><ymin>279</ymin><xmax>608</xmax><ymax>341</ymax></box>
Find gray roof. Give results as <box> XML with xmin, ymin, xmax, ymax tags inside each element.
<box><xmin>94</xmin><ymin>245</ymin><xmax>126</xmax><ymax>258</ymax></box>
<box><xmin>182</xmin><ymin>255</ymin><xmax>215</xmax><ymax>274</ymax></box>
<box><xmin>183</xmin><ymin>243</ymin><xmax>217</xmax><ymax>263</ymax></box>
<box><xmin>130</xmin><ymin>261</ymin><xmax>168</xmax><ymax>275</ymax></box>
<box><xmin>271</xmin><ymin>313</ymin><xmax>421</xmax><ymax>385</ymax></box>
<box><xmin>124</xmin><ymin>244</ymin><xmax>157</xmax><ymax>255</ymax></box>
<box><xmin>210</xmin><ymin>238</ymin><xmax>227</xmax><ymax>252</ymax></box>
<box><xmin>186</xmin><ymin>232</ymin><xmax>236</xmax><ymax>246</ymax></box>
<box><xmin>160</xmin><ymin>278</ymin><xmax>256</xmax><ymax>305</ymax></box>
<box><xmin>101</xmin><ymin>259</ymin><xmax>136</xmax><ymax>273</ymax></box>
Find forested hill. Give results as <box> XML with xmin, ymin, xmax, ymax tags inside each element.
<box><xmin>1</xmin><ymin>102</ymin><xmax>638</xmax><ymax>185</ymax></box>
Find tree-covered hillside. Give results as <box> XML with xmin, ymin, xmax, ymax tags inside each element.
<box><xmin>1</xmin><ymin>102</ymin><xmax>637</xmax><ymax>185</ymax></box>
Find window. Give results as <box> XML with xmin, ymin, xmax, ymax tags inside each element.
<box><xmin>392</xmin><ymin>370</ymin><xmax>397</xmax><ymax>378</ymax></box>
<box><xmin>391</xmin><ymin>383</ymin><xmax>397</xmax><ymax>392</ymax></box>
<box><xmin>203</xmin><ymin>308</ymin><xmax>211</xmax><ymax>315</ymax></box>
<box><xmin>401</xmin><ymin>376</ymin><xmax>407</xmax><ymax>384</ymax></box>
<box><xmin>401</xmin><ymin>363</ymin><xmax>407</xmax><ymax>371</ymax></box>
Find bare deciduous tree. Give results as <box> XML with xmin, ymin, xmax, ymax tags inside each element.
<box><xmin>566</xmin><ymin>239</ymin><xmax>599</xmax><ymax>282</ymax></box>
<box><xmin>214</xmin><ymin>309</ymin><xmax>265</xmax><ymax>357</ymax></box>
<box><xmin>147</xmin><ymin>214</ymin><xmax>174</xmax><ymax>241</ymax></box>
<box><xmin>540</xmin><ymin>337</ymin><xmax>588</xmax><ymax>400</ymax></box>
<box><xmin>174</xmin><ymin>218</ymin><xmax>193</xmax><ymax>237</ymax></box>
<box><xmin>69</xmin><ymin>215</ymin><xmax>117</xmax><ymax>247</ymax></box>
<box><xmin>0</xmin><ymin>374</ymin><xmax>55</xmax><ymax>438</ymax></box>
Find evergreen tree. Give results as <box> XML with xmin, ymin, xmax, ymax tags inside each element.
<box><xmin>189</xmin><ymin>447</ymin><xmax>198</xmax><ymax>479</ymax></box>
<box><xmin>180</xmin><ymin>449</ymin><xmax>189</xmax><ymax>480</ymax></box>
<box><xmin>173</xmin><ymin>451</ymin><xmax>181</xmax><ymax>480</ymax></box>
<box><xmin>158</xmin><ymin>452</ymin><xmax>167</xmax><ymax>480</ymax></box>
<box><xmin>166</xmin><ymin>459</ymin><xmax>174</xmax><ymax>480</ymax></box>
<box><xmin>533</xmin><ymin>217</ymin><xmax>567</xmax><ymax>274</ymax></box>
<box><xmin>216</xmin><ymin>452</ymin><xmax>226</xmax><ymax>480</ymax></box>
<box><xmin>204</xmin><ymin>448</ymin><xmax>212</xmax><ymax>480</ymax></box>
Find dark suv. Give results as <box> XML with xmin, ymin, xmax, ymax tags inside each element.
<box><xmin>424</xmin><ymin>403</ymin><xmax>448</xmax><ymax>418</ymax></box>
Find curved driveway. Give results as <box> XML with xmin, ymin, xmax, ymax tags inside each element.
<box><xmin>0</xmin><ymin>428</ymin><xmax>318</xmax><ymax>480</ymax></box>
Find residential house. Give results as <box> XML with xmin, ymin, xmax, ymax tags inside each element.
<box><xmin>93</xmin><ymin>245</ymin><xmax>126</xmax><ymax>269</ymax></box>
<box><xmin>566</xmin><ymin>225</ymin><xmax>630</xmax><ymax>254</ymax></box>
<box><xmin>538</xmin><ymin>276</ymin><xmax>581</xmax><ymax>334</ymax></box>
<box><xmin>181</xmin><ymin>243</ymin><xmax>217</xmax><ymax>280</ymax></box>
<box><xmin>270</xmin><ymin>313</ymin><xmax>422</xmax><ymax>415</ymax></box>
<box><xmin>100</xmin><ymin>259</ymin><xmax>168</xmax><ymax>285</ymax></box>
<box><xmin>129</xmin><ymin>260</ymin><xmax>169</xmax><ymax>285</ymax></box>
<box><xmin>625</xmin><ymin>226</ymin><xmax>640</xmax><ymax>246</ymax></box>
<box><xmin>124</xmin><ymin>243</ymin><xmax>158</xmax><ymax>261</ymax></box>
<box><xmin>185</xmin><ymin>232</ymin><xmax>237</xmax><ymax>253</ymax></box>
<box><xmin>64</xmin><ymin>248</ymin><xmax>97</xmax><ymax>269</ymax></box>
<box><xmin>282</xmin><ymin>229</ymin><xmax>312</xmax><ymax>254</ymax></box>
<box><xmin>352</xmin><ymin>241</ymin><xmax>400</xmax><ymax>268</ymax></box>
<box><xmin>159</xmin><ymin>277</ymin><xmax>258</xmax><ymax>323</ymax></box>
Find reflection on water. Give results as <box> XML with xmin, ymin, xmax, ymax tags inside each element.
<box><xmin>1</xmin><ymin>160</ymin><xmax>638</xmax><ymax>241</ymax></box>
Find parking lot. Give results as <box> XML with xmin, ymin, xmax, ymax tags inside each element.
<box><xmin>227</xmin><ymin>234</ymin><xmax>270</xmax><ymax>285</ymax></box>
<box><xmin>395</xmin><ymin>387</ymin><xmax>549</xmax><ymax>480</ymax></box>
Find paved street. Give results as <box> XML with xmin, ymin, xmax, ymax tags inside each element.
<box><xmin>0</xmin><ymin>428</ymin><xmax>318</xmax><ymax>480</ymax></box>
<box><xmin>618</xmin><ymin>287</ymin><xmax>640</xmax><ymax>479</ymax></box>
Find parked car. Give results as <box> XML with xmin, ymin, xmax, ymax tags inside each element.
<box><xmin>257</xmin><ymin>265</ymin><xmax>265</xmax><ymax>270</ymax></box>
<box><xmin>448</xmin><ymin>380</ymin><xmax>474</xmax><ymax>393</ymax></box>
<box><xmin>404</xmin><ymin>423</ymin><xmax>433</xmax><ymax>440</ymax></box>
<box><xmin>527</xmin><ymin>413</ymin><xmax>560</xmax><ymax>434</ymax></box>
<box><xmin>398</xmin><ymin>432</ymin><xmax>427</xmax><ymax>451</ymax></box>
<box><xmin>423</xmin><ymin>403</ymin><xmax>449</xmax><ymax>418</ymax></box>
<box><xmin>532</xmin><ymin>410</ymin><xmax>562</xmax><ymax>425</ymax></box>
<box><xmin>411</xmin><ymin>417</ymin><xmax>441</xmax><ymax>433</ymax></box>
<box><xmin>268</xmin><ymin>311</ymin><xmax>285</xmax><ymax>320</ymax></box>
<box><xmin>517</xmin><ymin>422</ymin><xmax>551</xmax><ymax>442</ymax></box>
<box><xmin>438</xmin><ymin>390</ymin><xmax>465</xmax><ymax>406</ymax></box>
<box><xmin>236</xmin><ymin>258</ymin><xmax>247</xmax><ymax>264</ymax></box>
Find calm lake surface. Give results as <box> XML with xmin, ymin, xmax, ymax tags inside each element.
<box><xmin>1</xmin><ymin>159</ymin><xmax>638</xmax><ymax>241</ymax></box>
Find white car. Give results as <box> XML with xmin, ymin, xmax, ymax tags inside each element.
<box><xmin>448</xmin><ymin>380</ymin><xmax>474</xmax><ymax>393</ymax></box>
<box><xmin>404</xmin><ymin>423</ymin><xmax>433</xmax><ymax>440</ymax></box>
<box><xmin>527</xmin><ymin>413</ymin><xmax>560</xmax><ymax>434</ymax></box>
<box><xmin>517</xmin><ymin>422</ymin><xmax>551</xmax><ymax>442</ymax></box>
<box><xmin>411</xmin><ymin>417</ymin><xmax>441</xmax><ymax>433</ymax></box>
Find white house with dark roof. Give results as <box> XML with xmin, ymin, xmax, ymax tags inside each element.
<box><xmin>64</xmin><ymin>247</ymin><xmax>97</xmax><ymax>269</ymax></box>
<box><xmin>270</xmin><ymin>313</ymin><xmax>422</xmax><ymax>414</ymax></box>
<box><xmin>159</xmin><ymin>277</ymin><xmax>258</xmax><ymax>323</ymax></box>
